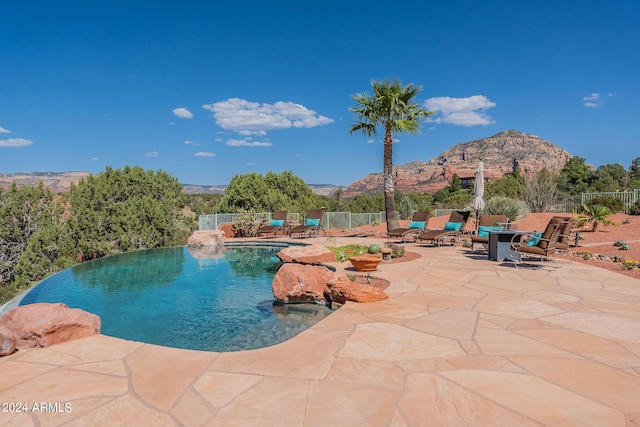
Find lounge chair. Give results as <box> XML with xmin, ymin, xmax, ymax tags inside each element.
<box><xmin>553</xmin><ymin>216</ymin><xmax>578</xmax><ymax>253</ymax></box>
<box><xmin>470</xmin><ymin>214</ymin><xmax>508</xmax><ymax>252</ymax></box>
<box><xmin>289</xmin><ymin>209</ymin><xmax>325</xmax><ymax>238</ymax></box>
<box><xmin>256</xmin><ymin>211</ymin><xmax>289</xmax><ymax>238</ymax></box>
<box><xmin>387</xmin><ymin>211</ymin><xmax>431</xmax><ymax>242</ymax></box>
<box><xmin>417</xmin><ymin>210</ymin><xmax>472</xmax><ymax>246</ymax></box>
<box><xmin>510</xmin><ymin>217</ymin><xmax>565</xmax><ymax>266</ymax></box>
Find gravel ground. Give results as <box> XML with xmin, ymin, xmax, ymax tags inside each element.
<box><xmin>347</xmin><ymin>212</ymin><xmax>640</xmax><ymax>280</ymax></box>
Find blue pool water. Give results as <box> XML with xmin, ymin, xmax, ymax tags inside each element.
<box><xmin>19</xmin><ymin>245</ymin><xmax>335</xmax><ymax>352</ymax></box>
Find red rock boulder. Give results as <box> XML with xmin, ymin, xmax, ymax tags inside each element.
<box><xmin>187</xmin><ymin>230</ymin><xmax>225</xmax><ymax>246</ymax></box>
<box><xmin>0</xmin><ymin>333</ymin><xmax>15</xmax><ymax>357</ymax></box>
<box><xmin>0</xmin><ymin>303</ymin><xmax>101</xmax><ymax>349</ymax></box>
<box><xmin>325</xmin><ymin>276</ymin><xmax>389</xmax><ymax>305</ymax></box>
<box><xmin>276</xmin><ymin>245</ymin><xmax>336</xmax><ymax>265</ymax></box>
<box><xmin>272</xmin><ymin>263</ymin><xmax>335</xmax><ymax>303</ymax></box>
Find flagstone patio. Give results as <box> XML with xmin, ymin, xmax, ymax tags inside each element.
<box><xmin>1</xmin><ymin>237</ymin><xmax>639</xmax><ymax>426</ymax></box>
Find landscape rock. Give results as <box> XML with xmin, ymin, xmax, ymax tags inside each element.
<box><xmin>0</xmin><ymin>303</ymin><xmax>101</xmax><ymax>349</ymax></box>
<box><xmin>325</xmin><ymin>276</ymin><xmax>389</xmax><ymax>305</ymax></box>
<box><xmin>272</xmin><ymin>263</ymin><xmax>335</xmax><ymax>303</ymax></box>
<box><xmin>277</xmin><ymin>245</ymin><xmax>336</xmax><ymax>265</ymax></box>
<box><xmin>0</xmin><ymin>333</ymin><xmax>15</xmax><ymax>357</ymax></box>
<box><xmin>187</xmin><ymin>230</ymin><xmax>225</xmax><ymax>246</ymax></box>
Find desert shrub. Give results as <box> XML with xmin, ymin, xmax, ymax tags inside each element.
<box><xmin>232</xmin><ymin>209</ymin><xmax>262</xmax><ymax>237</ymax></box>
<box><xmin>584</xmin><ymin>195</ymin><xmax>625</xmax><ymax>213</ymax></box>
<box><xmin>327</xmin><ymin>244</ymin><xmax>369</xmax><ymax>261</ymax></box>
<box><xmin>524</xmin><ymin>168</ymin><xmax>558</xmax><ymax>213</ymax></box>
<box><xmin>629</xmin><ymin>201</ymin><xmax>640</xmax><ymax>216</ymax></box>
<box><xmin>385</xmin><ymin>242</ymin><xmax>406</xmax><ymax>258</ymax></box>
<box><xmin>0</xmin><ymin>183</ymin><xmax>61</xmax><ymax>285</ymax></box>
<box><xmin>397</xmin><ymin>195</ymin><xmax>413</xmax><ymax>220</ymax></box>
<box><xmin>66</xmin><ymin>166</ymin><xmax>193</xmax><ymax>260</ymax></box>
<box><xmin>620</xmin><ymin>259</ymin><xmax>638</xmax><ymax>271</ymax></box>
<box><xmin>482</xmin><ymin>196</ymin><xmax>528</xmax><ymax>221</ymax></box>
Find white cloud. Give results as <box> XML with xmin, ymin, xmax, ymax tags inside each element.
<box><xmin>202</xmin><ymin>98</ymin><xmax>333</xmax><ymax>135</ymax></box>
<box><xmin>0</xmin><ymin>127</ymin><xmax>11</xmax><ymax>133</ymax></box>
<box><xmin>0</xmin><ymin>138</ymin><xmax>32</xmax><ymax>147</ymax></box>
<box><xmin>583</xmin><ymin>92</ymin><xmax>614</xmax><ymax>108</ymax></box>
<box><xmin>583</xmin><ymin>93</ymin><xmax>600</xmax><ymax>108</ymax></box>
<box><xmin>367</xmin><ymin>139</ymin><xmax>375</xmax><ymax>144</ymax></box>
<box><xmin>194</xmin><ymin>152</ymin><xmax>216</xmax><ymax>157</ymax></box>
<box><xmin>90</xmin><ymin>156</ymin><xmax>99</xmax><ymax>161</ymax></box>
<box><xmin>145</xmin><ymin>151</ymin><xmax>159</xmax><ymax>157</ymax></box>
<box><xmin>424</xmin><ymin>95</ymin><xmax>496</xmax><ymax>126</ymax></box>
<box><xmin>226</xmin><ymin>137</ymin><xmax>273</xmax><ymax>147</ymax></box>
<box><xmin>172</xmin><ymin>107</ymin><xmax>193</xmax><ymax>119</ymax></box>
<box><xmin>184</xmin><ymin>140</ymin><xmax>201</xmax><ymax>146</ymax></box>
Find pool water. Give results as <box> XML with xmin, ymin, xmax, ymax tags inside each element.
<box><xmin>19</xmin><ymin>245</ymin><xmax>335</xmax><ymax>352</ymax></box>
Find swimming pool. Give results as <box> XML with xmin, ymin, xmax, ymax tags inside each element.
<box><xmin>18</xmin><ymin>245</ymin><xmax>335</xmax><ymax>352</ymax></box>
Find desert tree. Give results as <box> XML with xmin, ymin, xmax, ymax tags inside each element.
<box><xmin>349</xmin><ymin>79</ymin><xmax>433</xmax><ymax>231</ymax></box>
<box><xmin>525</xmin><ymin>168</ymin><xmax>558</xmax><ymax>213</ymax></box>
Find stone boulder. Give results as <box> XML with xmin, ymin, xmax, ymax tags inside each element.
<box><xmin>325</xmin><ymin>276</ymin><xmax>389</xmax><ymax>305</ymax></box>
<box><xmin>272</xmin><ymin>263</ymin><xmax>335</xmax><ymax>303</ymax></box>
<box><xmin>0</xmin><ymin>333</ymin><xmax>15</xmax><ymax>357</ymax></box>
<box><xmin>187</xmin><ymin>230</ymin><xmax>225</xmax><ymax>246</ymax></box>
<box><xmin>277</xmin><ymin>245</ymin><xmax>336</xmax><ymax>265</ymax></box>
<box><xmin>0</xmin><ymin>303</ymin><xmax>101</xmax><ymax>349</ymax></box>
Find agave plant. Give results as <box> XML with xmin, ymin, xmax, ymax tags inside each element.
<box><xmin>577</xmin><ymin>204</ymin><xmax>616</xmax><ymax>232</ymax></box>
<box><xmin>482</xmin><ymin>196</ymin><xmax>528</xmax><ymax>221</ymax></box>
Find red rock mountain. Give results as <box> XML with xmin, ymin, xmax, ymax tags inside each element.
<box><xmin>342</xmin><ymin>130</ymin><xmax>572</xmax><ymax>197</ymax></box>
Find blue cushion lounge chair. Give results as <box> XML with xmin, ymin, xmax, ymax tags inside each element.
<box><xmin>470</xmin><ymin>214</ymin><xmax>508</xmax><ymax>252</ymax></box>
<box><xmin>510</xmin><ymin>217</ymin><xmax>566</xmax><ymax>266</ymax></box>
<box><xmin>387</xmin><ymin>211</ymin><xmax>431</xmax><ymax>242</ymax></box>
<box><xmin>256</xmin><ymin>211</ymin><xmax>289</xmax><ymax>238</ymax></box>
<box><xmin>417</xmin><ymin>210</ymin><xmax>472</xmax><ymax>246</ymax></box>
<box><xmin>289</xmin><ymin>209</ymin><xmax>325</xmax><ymax>238</ymax></box>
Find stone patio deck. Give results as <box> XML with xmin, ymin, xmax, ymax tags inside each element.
<box><xmin>1</xmin><ymin>237</ymin><xmax>639</xmax><ymax>426</ymax></box>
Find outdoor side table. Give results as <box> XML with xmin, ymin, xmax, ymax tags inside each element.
<box><xmin>488</xmin><ymin>230</ymin><xmax>528</xmax><ymax>261</ymax></box>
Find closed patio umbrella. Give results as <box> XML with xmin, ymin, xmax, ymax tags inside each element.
<box><xmin>471</xmin><ymin>160</ymin><xmax>485</xmax><ymax>227</ymax></box>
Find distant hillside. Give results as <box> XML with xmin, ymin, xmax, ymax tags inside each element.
<box><xmin>182</xmin><ymin>183</ymin><xmax>340</xmax><ymax>196</ymax></box>
<box><xmin>0</xmin><ymin>171</ymin><xmax>90</xmax><ymax>193</ymax></box>
<box><xmin>342</xmin><ymin>130</ymin><xmax>572</xmax><ymax>197</ymax></box>
<box><xmin>0</xmin><ymin>172</ymin><xmax>341</xmax><ymax>197</ymax></box>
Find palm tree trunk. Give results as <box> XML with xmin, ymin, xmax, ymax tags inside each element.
<box><xmin>383</xmin><ymin>128</ymin><xmax>400</xmax><ymax>232</ymax></box>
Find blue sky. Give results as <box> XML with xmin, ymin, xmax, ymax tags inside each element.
<box><xmin>1</xmin><ymin>0</ymin><xmax>638</xmax><ymax>186</ymax></box>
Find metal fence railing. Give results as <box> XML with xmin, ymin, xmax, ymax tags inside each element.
<box><xmin>198</xmin><ymin>212</ymin><xmax>383</xmax><ymax>231</ymax></box>
<box><xmin>582</xmin><ymin>189</ymin><xmax>638</xmax><ymax>214</ymax></box>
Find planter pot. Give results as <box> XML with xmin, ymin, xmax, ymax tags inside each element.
<box><xmin>349</xmin><ymin>255</ymin><xmax>382</xmax><ymax>272</ymax></box>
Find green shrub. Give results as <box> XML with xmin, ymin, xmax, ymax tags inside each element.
<box><xmin>482</xmin><ymin>197</ymin><xmax>528</xmax><ymax>221</ymax></box>
<box><xmin>232</xmin><ymin>209</ymin><xmax>262</xmax><ymax>237</ymax></box>
<box><xmin>629</xmin><ymin>201</ymin><xmax>640</xmax><ymax>216</ymax></box>
<box><xmin>584</xmin><ymin>195</ymin><xmax>625</xmax><ymax>213</ymax></box>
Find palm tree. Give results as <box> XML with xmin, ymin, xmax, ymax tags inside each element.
<box><xmin>577</xmin><ymin>204</ymin><xmax>616</xmax><ymax>232</ymax></box>
<box><xmin>349</xmin><ymin>79</ymin><xmax>433</xmax><ymax>231</ymax></box>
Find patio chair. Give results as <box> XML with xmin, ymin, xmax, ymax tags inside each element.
<box><xmin>256</xmin><ymin>211</ymin><xmax>289</xmax><ymax>238</ymax></box>
<box><xmin>510</xmin><ymin>217</ymin><xmax>566</xmax><ymax>266</ymax></box>
<box><xmin>417</xmin><ymin>210</ymin><xmax>472</xmax><ymax>246</ymax></box>
<box><xmin>470</xmin><ymin>214</ymin><xmax>508</xmax><ymax>252</ymax></box>
<box><xmin>387</xmin><ymin>211</ymin><xmax>431</xmax><ymax>242</ymax></box>
<box><xmin>289</xmin><ymin>209</ymin><xmax>325</xmax><ymax>238</ymax></box>
<box><xmin>553</xmin><ymin>216</ymin><xmax>578</xmax><ymax>253</ymax></box>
